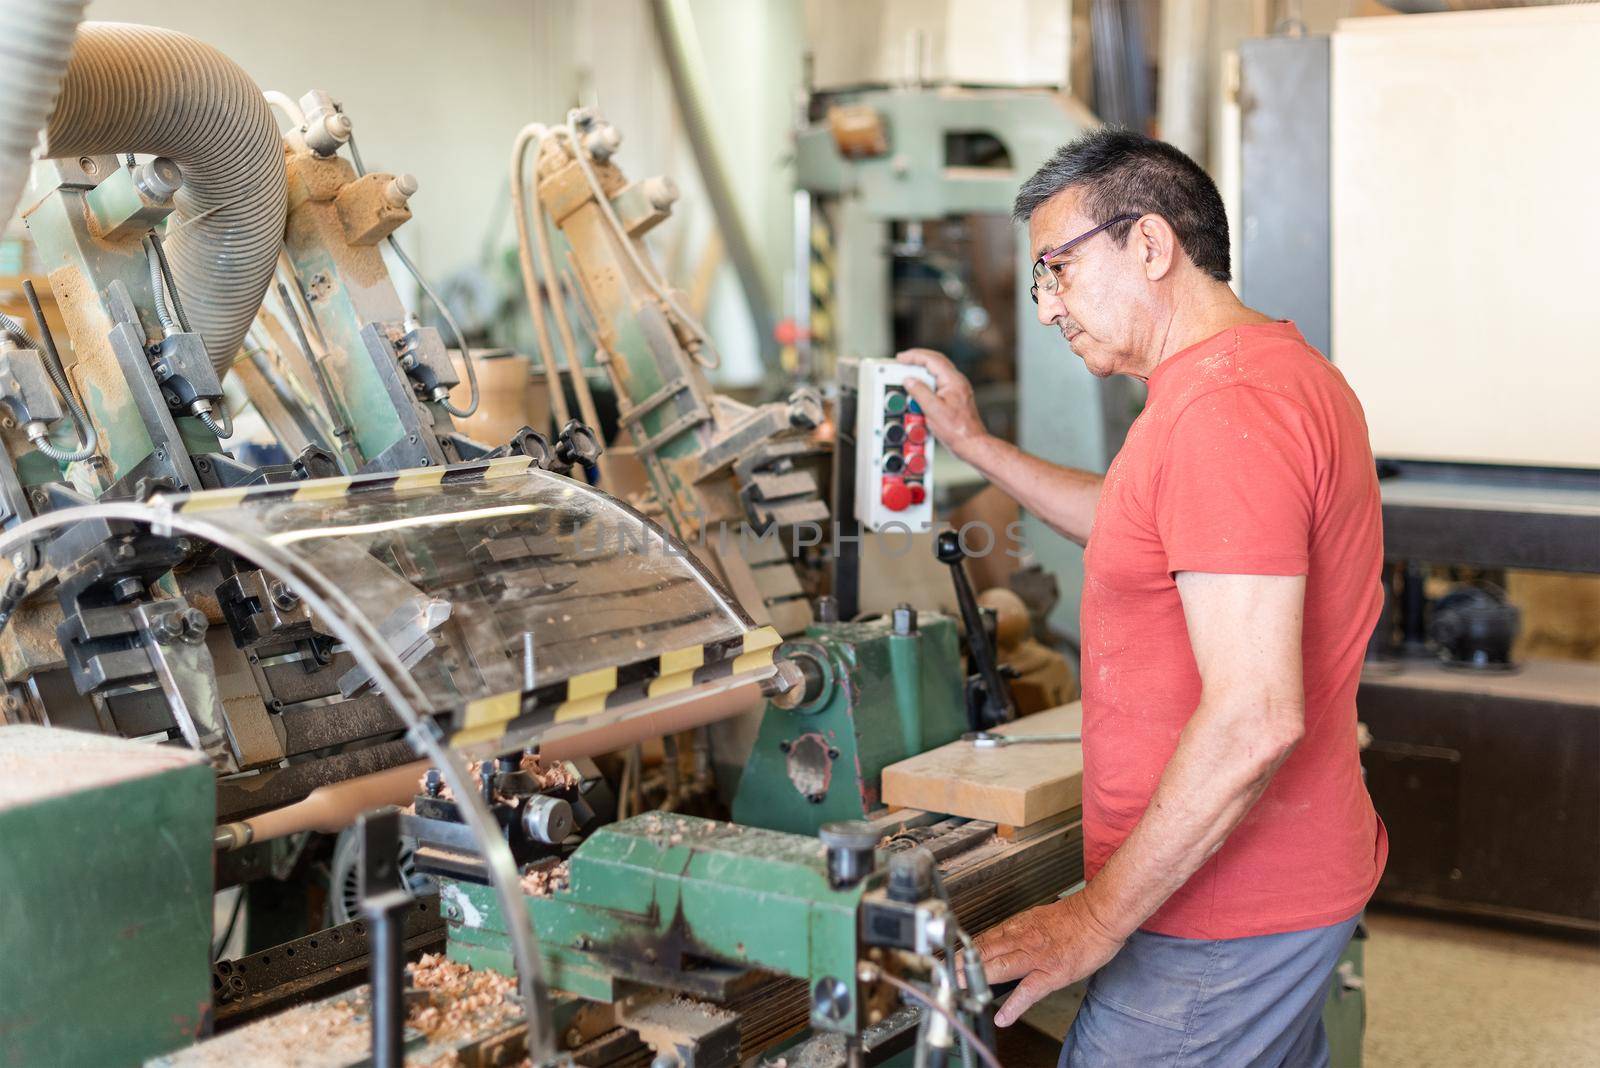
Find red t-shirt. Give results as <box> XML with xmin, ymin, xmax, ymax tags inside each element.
<box><xmin>1080</xmin><ymin>320</ymin><xmax>1388</xmax><ymax>939</ymax></box>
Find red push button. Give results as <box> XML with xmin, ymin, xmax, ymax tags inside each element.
<box><xmin>908</xmin><ymin>481</ymin><xmax>926</xmax><ymax>505</ymax></box>
<box><xmin>906</xmin><ymin>422</ymin><xmax>927</xmax><ymax>446</ymax></box>
<box><xmin>904</xmin><ymin>451</ymin><xmax>927</xmax><ymax>476</ymax></box>
<box><xmin>881</xmin><ymin>477</ymin><xmax>911</xmax><ymax>511</ymax></box>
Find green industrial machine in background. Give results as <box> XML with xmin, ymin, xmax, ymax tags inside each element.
<box><xmin>793</xmin><ymin>87</ymin><xmax>1116</xmax><ymax>641</ymax></box>
<box><xmin>733</xmin><ymin>611</ymin><xmax>967</xmax><ymax>835</ymax></box>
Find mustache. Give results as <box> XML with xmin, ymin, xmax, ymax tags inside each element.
<box><xmin>1057</xmin><ymin>317</ymin><xmax>1083</xmax><ymax>338</ymax></box>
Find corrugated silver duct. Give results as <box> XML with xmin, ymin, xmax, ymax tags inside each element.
<box><xmin>0</xmin><ymin>0</ymin><xmax>87</xmax><ymax>229</ymax></box>
<box><xmin>43</xmin><ymin>22</ymin><xmax>287</xmax><ymax>372</ymax></box>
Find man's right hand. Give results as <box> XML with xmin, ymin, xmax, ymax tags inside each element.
<box><xmin>895</xmin><ymin>348</ymin><xmax>989</xmax><ymax>461</ymax></box>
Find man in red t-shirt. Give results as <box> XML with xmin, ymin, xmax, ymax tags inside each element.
<box><xmin>900</xmin><ymin>129</ymin><xmax>1386</xmax><ymax>1066</ymax></box>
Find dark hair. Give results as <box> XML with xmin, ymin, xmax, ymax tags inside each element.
<box><xmin>1013</xmin><ymin>128</ymin><xmax>1232</xmax><ymax>283</ymax></box>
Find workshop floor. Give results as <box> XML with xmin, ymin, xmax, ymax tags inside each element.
<box><xmin>1016</xmin><ymin>908</ymin><xmax>1600</xmax><ymax>1067</ymax></box>
<box><xmin>1363</xmin><ymin>909</ymin><xmax>1600</xmax><ymax>1067</ymax></box>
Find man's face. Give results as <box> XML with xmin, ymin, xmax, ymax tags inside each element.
<box><xmin>1028</xmin><ymin>189</ymin><xmax>1149</xmax><ymax>379</ymax></box>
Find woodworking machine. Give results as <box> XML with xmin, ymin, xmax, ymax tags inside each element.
<box><xmin>0</xmin><ymin>17</ymin><xmax>1081</xmax><ymax>1068</ymax></box>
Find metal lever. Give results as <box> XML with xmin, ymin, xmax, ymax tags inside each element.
<box><xmin>359</xmin><ymin>807</ymin><xmax>412</xmax><ymax>1068</ymax></box>
<box><xmin>935</xmin><ymin>530</ymin><xmax>1014</xmax><ymax>731</ymax></box>
<box><xmin>962</xmin><ymin>730</ymin><xmax>1081</xmax><ymax>749</ymax></box>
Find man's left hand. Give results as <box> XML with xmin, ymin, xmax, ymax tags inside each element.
<box><xmin>974</xmin><ymin>892</ymin><xmax>1127</xmax><ymax>1027</ymax></box>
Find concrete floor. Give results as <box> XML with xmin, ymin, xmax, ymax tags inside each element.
<box><xmin>1014</xmin><ymin>908</ymin><xmax>1600</xmax><ymax>1067</ymax></box>
<box><xmin>1364</xmin><ymin>909</ymin><xmax>1600</xmax><ymax>1067</ymax></box>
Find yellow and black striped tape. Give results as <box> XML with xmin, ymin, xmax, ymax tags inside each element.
<box><xmin>808</xmin><ymin>213</ymin><xmax>834</xmax><ymax>359</ymax></box>
<box><xmin>165</xmin><ymin>456</ymin><xmax>779</xmax><ymax>752</ymax></box>
<box><xmin>449</xmin><ymin>625</ymin><xmax>783</xmax><ymax>750</ymax></box>
<box><xmin>173</xmin><ymin>455</ymin><xmax>539</xmax><ymax>513</ymax></box>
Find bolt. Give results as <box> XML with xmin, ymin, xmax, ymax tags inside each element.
<box><xmin>0</xmin><ymin>417</ymin><xmax>13</xmax><ymax>430</ymax></box>
<box><xmin>807</xmin><ymin>793</ymin><xmax>824</xmax><ymax>805</ymax></box>
<box><xmin>779</xmin><ymin>740</ymin><xmax>791</xmax><ymax>753</ymax></box>
<box><xmin>268</xmin><ymin>580</ymin><xmax>298</xmax><ymax>611</ymax></box>
<box><xmin>574</xmin><ymin>936</ymin><xmax>591</xmax><ymax>951</ymax></box>
<box><xmin>441</xmin><ymin>900</ymin><xmax>462</xmax><ymax>922</ymax></box>
<box><xmin>827</xmin><ymin>747</ymin><xmax>840</xmax><ymax>761</ymax></box>
<box><xmin>77</xmin><ymin>156</ymin><xmax>98</xmax><ymax>176</ymax></box>
<box><xmin>812</xmin><ymin>975</ymin><xmax>852</xmax><ymax>1023</ymax></box>
<box><xmin>151</xmin><ymin>610</ymin><xmax>186</xmax><ymax>644</ymax></box>
<box><xmin>153</xmin><ymin>362</ymin><xmax>169</xmax><ymax>378</ymax></box>
<box><xmin>642</xmin><ymin>948</ymin><xmax>657</xmax><ymax>964</ymax></box>
<box><xmin>175</xmin><ymin>538</ymin><xmax>191</xmax><ymax>555</ymax></box>
<box><xmin>892</xmin><ymin>603</ymin><xmax>917</xmax><ymax>636</ymax></box>
<box><xmin>424</xmin><ymin>768</ymin><xmax>444</xmax><ymax>797</ymax></box>
<box><xmin>110</xmin><ymin>576</ymin><xmax>143</xmax><ymax>603</ymax></box>
<box><xmin>180</xmin><ymin>606</ymin><xmax>208</xmax><ymax>641</ymax></box>
<box><xmin>565</xmin><ymin>1028</ymin><xmax>583</xmax><ymax>1048</ymax></box>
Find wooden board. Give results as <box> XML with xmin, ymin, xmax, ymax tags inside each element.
<box><xmin>881</xmin><ymin>703</ymin><xmax>1083</xmax><ymax>827</ymax></box>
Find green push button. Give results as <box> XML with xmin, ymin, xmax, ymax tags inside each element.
<box><xmin>884</xmin><ymin>391</ymin><xmax>908</xmax><ymax>415</ymax></box>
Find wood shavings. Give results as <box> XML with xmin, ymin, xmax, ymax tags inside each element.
<box><xmin>520</xmin><ymin>753</ymin><xmax>581</xmax><ymax>790</ymax></box>
<box><xmin>519</xmin><ymin>860</ymin><xmax>569</xmax><ymax>897</ymax></box>
<box><xmin>405</xmin><ymin>952</ymin><xmax>519</xmax><ymax>1042</ymax></box>
<box><xmin>633</xmin><ymin>813</ymin><xmax>719</xmax><ymax>847</ymax></box>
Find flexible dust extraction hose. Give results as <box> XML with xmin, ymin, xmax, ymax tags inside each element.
<box><xmin>0</xmin><ymin>0</ymin><xmax>87</xmax><ymax>229</ymax></box>
<box><xmin>41</xmin><ymin>22</ymin><xmax>287</xmax><ymax>374</ymax></box>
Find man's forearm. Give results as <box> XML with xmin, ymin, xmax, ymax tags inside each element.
<box><xmin>961</xmin><ymin>434</ymin><xmax>1103</xmax><ymax>546</ymax></box>
<box><xmin>1075</xmin><ymin>697</ymin><xmax>1302</xmax><ymax>941</ymax></box>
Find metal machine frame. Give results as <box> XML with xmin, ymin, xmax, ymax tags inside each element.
<box><xmin>794</xmin><ymin>87</ymin><xmax>1113</xmax><ymax>641</ymax></box>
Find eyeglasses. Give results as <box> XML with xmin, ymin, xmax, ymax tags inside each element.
<box><xmin>1029</xmin><ymin>213</ymin><xmax>1142</xmax><ymax>304</ymax></box>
